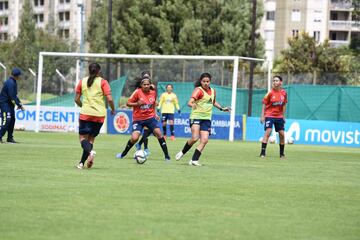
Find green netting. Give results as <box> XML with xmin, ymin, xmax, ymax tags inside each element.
<box><xmin>157</xmin><ymin>82</ymin><xmax>360</xmax><ymax>122</ymax></box>
<box><xmin>30</xmin><ymin>76</ymin><xmax>127</xmax><ymax>107</ymax></box>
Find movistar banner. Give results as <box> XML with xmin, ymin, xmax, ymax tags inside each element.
<box><xmin>108</xmin><ymin>109</ymin><xmax>243</xmax><ymax>140</ymax></box>
<box><xmin>246</xmin><ymin>117</ymin><xmax>360</xmax><ymax>147</ymax></box>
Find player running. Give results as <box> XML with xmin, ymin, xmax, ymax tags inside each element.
<box><xmin>74</xmin><ymin>63</ymin><xmax>115</xmax><ymax>169</ymax></box>
<box><xmin>175</xmin><ymin>73</ymin><xmax>230</xmax><ymax>166</ymax></box>
<box><xmin>116</xmin><ymin>76</ymin><xmax>170</xmax><ymax>161</ymax></box>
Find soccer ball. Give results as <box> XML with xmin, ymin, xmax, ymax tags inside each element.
<box><xmin>134</xmin><ymin>150</ymin><xmax>147</xmax><ymax>164</ymax></box>
<box><xmin>287</xmin><ymin>136</ymin><xmax>295</xmax><ymax>144</ymax></box>
<box><xmin>268</xmin><ymin>135</ymin><xmax>276</xmax><ymax>144</ymax></box>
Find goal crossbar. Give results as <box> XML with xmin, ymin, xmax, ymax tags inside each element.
<box><xmin>36</xmin><ymin>52</ymin><xmax>269</xmax><ymax>141</ymax></box>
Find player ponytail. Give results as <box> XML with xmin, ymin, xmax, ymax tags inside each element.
<box><xmin>194</xmin><ymin>72</ymin><xmax>212</xmax><ymax>88</ymax></box>
<box><xmin>87</xmin><ymin>63</ymin><xmax>101</xmax><ymax>88</ymax></box>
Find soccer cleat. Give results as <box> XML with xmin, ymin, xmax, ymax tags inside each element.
<box><xmin>170</xmin><ymin>136</ymin><xmax>175</xmax><ymax>141</ymax></box>
<box><xmin>116</xmin><ymin>152</ymin><xmax>125</xmax><ymax>159</ymax></box>
<box><xmin>189</xmin><ymin>160</ymin><xmax>202</xmax><ymax>166</ymax></box>
<box><xmin>165</xmin><ymin>157</ymin><xmax>171</xmax><ymax>162</ymax></box>
<box><xmin>135</xmin><ymin>143</ymin><xmax>141</xmax><ymax>151</ymax></box>
<box><xmin>280</xmin><ymin>154</ymin><xmax>286</xmax><ymax>159</ymax></box>
<box><xmin>259</xmin><ymin>154</ymin><xmax>266</xmax><ymax>158</ymax></box>
<box><xmin>76</xmin><ymin>162</ymin><xmax>84</xmax><ymax>169</ymax></box>
<box><xmin>7</xmin><ymin>138</ymin><xmax>19</xmax><ymax>144</ymax></box>
<box><xmin>87</xmin><ymin>150</ymin><xmax>96</xmax><ymax>168</ymax></box>
<box><xmin>175</xmin><ymin>151</ymin><xmax>184</xmax><ymax>161</ymax></box>
<box><xmin>144</xmin><ymin>148</ymin><xmax>151</xmax><ymax>156</ymax></box>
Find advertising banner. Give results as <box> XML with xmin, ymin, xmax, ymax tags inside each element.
<box><xmin>14</xmin><ymin>105</ymin><xmax>105</xmax><ymax>133</ymax></box>
<box><xmin>108</xmin><ymin>109</ymin><xmax>243</xmax><ymax>140</ymax></box>
<box><xmin>246</xmin><ymin>117</ymin><xmax>360</xmax><ymax>147</ymax></box>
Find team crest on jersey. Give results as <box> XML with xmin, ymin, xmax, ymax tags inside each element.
<box><xmin>113</xmin><ymin>112</ymin><xmax>130</xmax><ymax>133</ymax></box>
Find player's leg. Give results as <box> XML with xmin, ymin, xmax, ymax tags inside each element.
<box><xmin>78</xmin><ymin>133</ymin><xmax>91</xmax><ymax>169</ymax></box>
<box><xmin>260</xmin><ymin>118</ymin><xmax>273</xmax><ymax>157</ymax></box>
<box><xmin>275</xmin><ymin>118</ymin><xmax>286</xmax><ymax>158</ymax></box>
<box><xmin>162</xmin><ymin>114</ymin><xmax>167</xmax><ymax>139</ymax></box>
<box><xmin>169</xmin><ymin>114</ymin><xmax>175</xmax><ymax>140</ymax></box>
<box><xmin>189</xmin><ymin>120</ymin><xmax>210</xmax><ymax>166</ymax></box>
<box><xmin>0</xmin><ymin>105</ymin><xmax>11</xmax><ymax>143</ymax></box>
<box><xmin>176</xmin><ymin>120</ymin><xmax>200</xmax><ymax>160</ymax></box>
<box><xmin>6</xmin><ymin>108</ymin><xmax>17</xmax><ymax>143</ymax></box>
<box><xmin>148</xmin><ymin>117</ymin><xmax>170</xmax><ymax>161</ymax></box>
<box><xmin>117</xmin><ymin>121</ymin><xmax>142</xmax><ymax>158</ymax></box>
<box><xmin>86</xmin><ymin>121</ymin><xmax>102</xmax><ymax>168</ymax></box>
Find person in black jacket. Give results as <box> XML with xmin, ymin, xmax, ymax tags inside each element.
<box><xmin>0</xmin><ymin>67</ymin><xmax>25</xmax><ymax>143</ymax></box>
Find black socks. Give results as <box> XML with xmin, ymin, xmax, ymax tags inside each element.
<box><xmin>260</xmin><ymin>142</ymin><xmax>267</xmax><ymax>156</ymax></box>
<box><xmin>170</xmin><ymin>125</ymin><xmax>174</xmax><ymax>136</ymax></box>
<box><xmin>280</xmin><ymin>144</ymin><xmax>285</xmax><ymax>156</ymax></box>
<box><xmin>191</xmin><ymin>149</ymin><xmax>202</xmax><ymax>161</ymax></box>
<box><xmin>80</xmin><ymin>140</ymin><xmax>93</xmax><ymax>164</ymax></box>
<box><xmin>181</xmin><ymin>141</ymin><xmax>192</xmax><ymax>155</ymax></box>
<box><xmin>158</xmin><ymin>137</ymin><xmax>170</xmax><ymax>159</ymax></box>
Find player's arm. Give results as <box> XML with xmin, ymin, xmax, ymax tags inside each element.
<box><xmin>188</xmin><ymin>88</ymin><xmax>201</xmax><ymax>109</ymax></box>
<box><xmin>260</xmin><ymin>93</ymin><xmax>269</xmax><ymax>124</ymax></box>
<box><xmin>214</xmin><ymin>101</ymin><xmax>231</xmax><ymax>112</ymax></box>
<box><xmin>101</xmin><ymin>79</ymin><xmax>116</xmax><ymax>115</ymax></box>
<box><xmin>174</xmin><ymin>95</ymin><xmax>180</xmax><ymax>113</ymax></box>
<box><xmin>282</xmin><ymin>104</ymin><xmax>287</xmax><ymax>123</ymax></box>
<box><xmin>212</xmin><ymin>91</ymin><xmax>230</xmax><ymax>112</ymax></box>
<box><xmin>74</xmin><ymin>80</ymin><xmax>82</xmax><ymax>107</ymax></box>
<box><xmin>127</xmin><ymin>91</ymin><xmax>143</xmax><ymax>107</ymax></box>
<box><xmin>260</xmin><ymin>103</ymin><xmax>266</xmax><ymax>124</ymax></box>
<box><xmin>157</xmin><ymin>94</ymin><xmax>164</xmax><ymax>110</ymax></box>
<box><xmin>7</xmin><ymin>81</ymin><xmax>24</xmax><ymax>110</ymax></box>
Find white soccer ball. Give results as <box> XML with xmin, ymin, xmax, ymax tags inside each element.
<box><xmin>134</xmin><ymin>150</ymin><xmax>147</xmax><ymax>164</ymax></box>
<box><xmin>287</xmin><ymin>136</ymin><xmax>295</xmax><ymax>144</ymax></box>
<box><xmin>269</xmin><ymin>135</ymin><xmax>276</xmax><ymax>144</ymax></box>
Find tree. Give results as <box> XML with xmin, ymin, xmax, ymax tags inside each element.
<box><xmin>274</xmin><ymin>32</ymin><xmax>355</xmax><ymax>85</ymax></box>
<box><xmin>88</xmin><ymin>0</ymin><xmax>265</xmax><ymax>58</ymax></box>
<box><xmin>0</xmin><ymin>0</ymin><xmax>77</xmax><ymax>99</ymax></box>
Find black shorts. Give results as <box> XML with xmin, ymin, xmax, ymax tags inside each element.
<box><xmin>264</xmin><ymin>117</ymin><xmax>285</xmax><ymax>132</ymax></box>
<box><xmin>79</xmin><ymin>120</ymin><xmax>103</xmax><ymax>137</ymax></box>
<box><xmin>190</xmin><ymin>119</ymin><xmax>211</xmax><ymax>133</ymax></box>
<box><xmin>132</xmin><ymin>117</ymin><xmax>159</xmax><ymax>133</ymax></box>
<box><xmin>161</xmin><ymin>113</ymin><xmax>174</xmax><ymax>122</ymax></box>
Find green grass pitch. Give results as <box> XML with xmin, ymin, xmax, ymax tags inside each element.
<box><xmin>0</xmin><ymin>131</ymin><xmax>359</xmax><ymax>240</ymax></box>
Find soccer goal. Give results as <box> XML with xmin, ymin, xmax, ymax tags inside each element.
<box><xmin>31</xmin><ymin>52</ymin><xmax>269</xmax><ymax>141</ymax></box>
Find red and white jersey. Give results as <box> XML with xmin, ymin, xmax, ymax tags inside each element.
<box><xmin>262</xmin><ymin>88</ymin><xmax>287</xmax><ymax>118</ymax></box>
<box><xmin>128</xmin><ymin>88</ymin><xmax>157</xmax><ymax>121</ymax></box>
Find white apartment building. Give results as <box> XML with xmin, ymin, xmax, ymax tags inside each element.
<box><xmin>260</xmin><ymin>0</ymin><xmax>360</xmax><ymax>61</ymax></box>
<box><xmin>0</xmin><ymin>0</ymin><xmax>92</xmax><ymax>46</ymax></box>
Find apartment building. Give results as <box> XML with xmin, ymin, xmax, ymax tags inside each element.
<box><xmin>260</xmin><ymin>0</ymin><xmax>360</xmax><ymax>61</ymax></box>
<box><xmin>0</xmin><ymin>0</ymin><xmax>92</xmax><ymax>45</ymax></box>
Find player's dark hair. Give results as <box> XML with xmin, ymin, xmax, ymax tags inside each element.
<box><xmin>166</xmin><ymin>84</ymin><xmax>173</xmax><ymax>89</ymax></box>
<box><xmin>273</xmin><ymin>75</ymin><xmax>283</xmax><ymax>81</ymax></box>
<box><xmin>87</xmin><ymin>63</ymin><xmax>101</xmax><ymax>87</ymax></box>
<box><xmin>132</xmin><ymin>71</ymin><xmax>153</xmax><ymax>91</ymax></box>
<box><xmin>194</xmin><ymin>72</ymin><xmax>212</xmax><ymax>88</ymax></box>
<box><xmin>141</xmin><ymin>70</ymin><xmax>151</xmax><ymax>79</ymax></box>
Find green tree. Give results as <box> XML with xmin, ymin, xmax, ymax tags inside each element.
<box><xmin>274</xmin><ymin>32</ymin><xmax>355</xmax><ymax>85</ymax></box>
<box><xmin>88</xmin><ymin>0</ymin><xmax>265</xmax><ymax>58</ymax></box>
<box><xmin>0</xmin><ymin>0</ymin><xmax>77</xmax><ymax>99</ymax></box>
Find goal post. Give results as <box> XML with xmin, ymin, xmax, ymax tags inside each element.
<box><xmin>35</xmin><ymin>51</ymin><xmax>269</xmax><ymax>141</ymax></box>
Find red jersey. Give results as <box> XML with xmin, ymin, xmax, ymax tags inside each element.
<box><xmin>191</xmin><ymin>87</ymin><xmax>216</xmax><ymax>102</ymax></box>
<box><xmin>128</xmin><ymin>88</ymin><xmax>157</xmax><ymax>121</ymax></box>
<box><xmin>75</xmin><ymin>78</ymin><xmax>111</xmax><ymax>123</ymax></box>
<box><xmin>262</xmin><ymin>88</ymin><xmax>287</xmax><ymax>118</ymax></box>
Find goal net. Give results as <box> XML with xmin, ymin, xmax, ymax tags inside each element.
<box><xmin>25</xmin><ymin>52</ymin><xmax>268</xmax><ymax>141</ymax></box>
